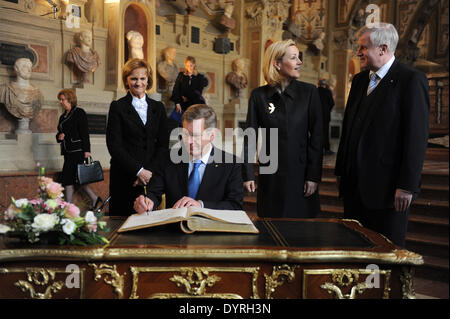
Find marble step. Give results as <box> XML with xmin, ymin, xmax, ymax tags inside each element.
<box><xmin>414</xmin><ymin>255</ymin><xmax>449</xmax><ymax>284</ymax></box>
<box><xmin>406</xmin><ymin>232</ymin><xmax>449</xmax><ymax>258</ymax></box>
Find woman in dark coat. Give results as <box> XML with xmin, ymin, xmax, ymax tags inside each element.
<box><xmin>106</xmin><ymin>58</ymin><xmax>169</xmax><ymax>216</ymax></box>
<box><xmin>243</xmin><ymin>39</ymin><xmax>323</xmax><ymax>218</ymax></box>
<box><xmin>170</xmin><ymin>56</ymin><xmax>209</xmax><ymax>115</ymax></box>
<box><xmin>56</xmin><ymin>89</ymin><xmax>101</xmax><ymax>209</ymax></box>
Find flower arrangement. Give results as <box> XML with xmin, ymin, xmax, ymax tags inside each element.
<box><xmin>0</xmin><ymin>166</ymin><xmax>109</xmax><ymax>246</ymax></box>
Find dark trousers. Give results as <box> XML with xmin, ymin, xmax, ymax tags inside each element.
<box><xmin>342</xmin><ymin>180</ymin><xmax>409</xmax><ymax>247</ymax></box>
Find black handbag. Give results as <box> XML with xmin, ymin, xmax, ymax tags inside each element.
<box><xmin>77</xmin><ymin>156</ymin><xmax>104</xmax><ymax>185</ymax></box>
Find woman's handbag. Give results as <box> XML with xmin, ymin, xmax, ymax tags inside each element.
<box><xmin>77</xmin><ymin>156</ymin><xmax>104</xmax><ymax>185</ymax></box>
<box><xmin>169</xmin><ymin>108</ymin><xmax>183</xmax><ymax>124</ymax></box>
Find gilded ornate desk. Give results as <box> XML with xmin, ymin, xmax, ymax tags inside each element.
<box><xmin>0</xmin><ymin>218</ymin><xmax>423</xmax><ymax>299</ymax></box>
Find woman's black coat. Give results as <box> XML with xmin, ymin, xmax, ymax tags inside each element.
<box><xmin>106</xmin><ymin>92</ymin><xmax>169</xmax><ymax>215</ymax></box>
<box><xmin>243</xmin><ymin>80</ymin><xmax>323</xmax><ymax>218</ymax></box>
<box><xmin>170</xmin><ymin>72</ymin><xmax>208</xmax><ymax>111</ymax></box>
<box><xmin>56</xmin><ymin>106</ymin><xmax>90</xmax><ymax>155</ymax></box>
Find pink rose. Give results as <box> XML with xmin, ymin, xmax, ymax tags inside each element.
<box><xmin>39</xmin><ymin>176</ymin><xmax>53</xmax><ymax>185</ymax></box>
<box><xmin>65</xmin><ymin>203</ymin><xmax>80</xmax><ymax>219</ymax></box>
<box><xmin>46</xmin><ymin>182</ymin><xmax>64</xmax><ymax>199</ymax></box>
<box><xmin>30</xmin><ymin>199</ymin><xmax>42</xmax><ymax>205</ymax></box>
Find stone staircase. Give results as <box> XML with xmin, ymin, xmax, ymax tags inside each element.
<box><xmin>319</xmin><ymin>157</ymin><xmax>449</xmax><ymax>284</ymax></box>
<box><xmin>243</xmin><ymin>155</ymin><xmax>449</xmax><ymax>290</ymax></box>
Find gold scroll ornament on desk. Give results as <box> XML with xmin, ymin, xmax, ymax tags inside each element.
<box><xmin>117</xmin><ymin>207</ymin><xmax>259</xmax><ymax>234</ymax></box>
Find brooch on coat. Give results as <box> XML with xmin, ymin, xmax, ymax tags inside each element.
<box><xmin>268</xmin><ymin>103</ymin><xmax>275</xmax><ymax>114</ymax></box>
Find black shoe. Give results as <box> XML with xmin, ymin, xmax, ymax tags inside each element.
<box><xmin>92</xmin><ymin>197</ymin><xmax>103</xmax><ymax>211</ymax></box>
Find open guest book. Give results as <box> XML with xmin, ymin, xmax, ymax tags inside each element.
<box><xmin>117</xmin><ymin>207</ymin><xmax>259</xmax><ymax>234</ymax></box>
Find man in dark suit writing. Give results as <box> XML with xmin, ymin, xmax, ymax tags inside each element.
<box><xmin>134</xmin><ymin>104</ymin><xmax>243</xmax><ymax>213</ymax></box>
<box><xmin>335</xmin><ymin>23</ymin><xmax>430</xmax><ymax>247</ymax></box>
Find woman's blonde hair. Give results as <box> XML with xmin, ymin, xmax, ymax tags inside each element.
<box><xmin>263</xmin><ymin>39</ymin><xmax>297</xmax><ymax>87</ymax></box>
<box><xmin>184</xmin><ymin>56</ymin><xmax>198</xmax><ymax>76</ymax></box>
<box><xmin>122</xmin><ymin>58</ymin><xmax>153</xmax><ymax>90</ymax></box>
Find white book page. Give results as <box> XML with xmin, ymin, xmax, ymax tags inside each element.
<box><xmin>187</xmin><ymin>207</ymin><xmax>253</xmax><ymax>225</ymax></box>
<box><xmin>120</xmin><ymin>207</ymin><xmax>188</xmax><ymax>230</ymax></box>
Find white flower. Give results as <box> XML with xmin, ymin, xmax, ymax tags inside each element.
<box><xmin>0</xmin><ymin>224</ymin><xmax>11</xmax><ymax>234</ymax></box>
<box><xmin>31</xmin><ymin>214</ymin><xmax>59</xmax><ymax>232</ymax></box>
<box><xmin>14</xmin><ymin>198</ymin><xmax>29</xmax><ymax>208</ymax></box>
<box><xmin>61</xmin><ymin>219</ymin><xmax>76</xmax><ymax>235</ymax></box>
<box><xmin>85</xmin><ymin>211</ymin><xmax>97</xmax><ymax>224</ymax></box>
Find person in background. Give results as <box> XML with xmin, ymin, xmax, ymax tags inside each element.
<box><xmin>56</xmin><ymin>89</ymin><xmax>101</xmax><ymax>209</ymax></box>
<box><xmin>106</xmin><ymin>58</ymin><xmax>169</xmax><ymax>216</ymax></box>
<box><xmin>242</xmin><ymin>39</ymin><xmax>323</xmax><ymax>218</ymax></box>
<box><xmin>170</xmin><ymin>56</ymin><xmax>209</xmax><ymax>119</ymax></box>
<box><xmin>335</xmin><ymin>23</ymin><xmax>430</xmax><ymax>247</ymax></box>
<box><xmin>317</xmin><ymin>78</ymin><xmax>335</xmax><ymax>155</ymax></box>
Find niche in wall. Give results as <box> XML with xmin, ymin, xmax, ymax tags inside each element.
<box><xmin>124</xmin><ymin>3</ymin><xmax>148</xmax><ymax>62</ymax></box>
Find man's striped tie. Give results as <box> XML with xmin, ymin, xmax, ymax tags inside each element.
<box><xmin>367</xmin><ymin>72</ymin><xmax>379</xmax><ymax>95</ymax></box>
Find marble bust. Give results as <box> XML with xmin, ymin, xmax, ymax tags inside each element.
<box><xmin>313</xmin><ymin>32</ymin><xmax>326</xmax><ymax>51</ymax></box>
<box><xmin>220</xmin><ymin>3</ymin><xmax>236</xmax><ymax>31</ymax></box>
<box><xmin>66</xmin><ymin>30</ymin><xmax>101</xmax><ymax>83</ymax></box>
<box><xmin>157</xmin><ymin>46</ymin><xmax>179</xmax><ymax>92</ymax></box>
<box><xmin>0</xmin><ymin>58</ymin><xmax>43</xmax><ymax>119</ymax></box>
<box><xmin>226</xmin><ymin>58</ymin><xmax>247</xmax><ymax>98</ymax></box>
<box><xmin>126</xmin><ymin>30</ymin><xmax>144</xmax><ymax>60</ymax></box>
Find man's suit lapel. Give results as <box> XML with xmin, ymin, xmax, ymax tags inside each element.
<box><xmin>360</xmin><ymin>60</ymin><xmax>400</xmax><ymax>136</ymax></box>
<box><xmin>196</xmin><ymin>147</ymin><xmax>219</xmax><ymax>199</ymax></box>
<box><xmin>342</xmin><ymin>72</ymin><xmax>369</xmax><ymax>139</ymax></box>
<box><xmin>176</xmin><ymin>161</ymin><xmax>189</xmax><ymax>196</ymax></box>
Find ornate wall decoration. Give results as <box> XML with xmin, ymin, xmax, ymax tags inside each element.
<box><xmin>397</xmin><ymin>0</ymin><xmax>420</xmax><ymax>35</ymax></box>
<box><xmin>89</xmin><ymin>263</ymin><xmax>124</xmax><ymax>299</ymax></box>
<box><xmin>337</xmin><ymin>0</ymin><xmax>358</xmax><ymax>25</ymax></box>
<box><xmin>177</xmin><ymin>34</ymin><xmax>187</xmax><ymax>46</ymax></box>
<box><xmin>201</xmin><ymin>0</ymin><xmax>235</xmax><ymax>15</ymax></box>
<box><xmin>264</xmin><ymin>264</ymin><xmax>298</xmax><ymax>299</ymax></box>
<box><xmin>245</xmin><ymin>0</ymin><xmax>291</xmax><ymax>35</ymax></box>
<box><xmin>437</xmin><ymin>0</ymin><xmax>449</xmax><ymax>56</ymax></box>
<box><xmin>290</xmin><ymin>0</ymin><xmax>327</xmax><ymax>42</ymax></box>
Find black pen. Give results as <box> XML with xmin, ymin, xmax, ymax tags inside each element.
<box><xmin>144</xmin><ymin>185</ymin><xmax>150</xmax><ymax>215</ymax></box>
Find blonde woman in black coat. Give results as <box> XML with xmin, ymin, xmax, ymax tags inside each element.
<box><xmin>243</xmin><ymin>39</ymin><xmax>323</xmax><ymax>218</ymax></box>
<box><xmin>56</xmin><ymin>89</ymin><xmax>101</xmax><ymax>209</ymax></box>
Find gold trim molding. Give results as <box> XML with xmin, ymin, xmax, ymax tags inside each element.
<box><xmin>130</xmin><ymin>266</ymin><xmax>260</xmax><ymax>299</ymax></box>
<box><xmin>400</xmin><ymin>266</ymin><xmax>417</xmax><ymax>299</ymax></box>
<box><xmin>303</xmin><ymin>268</ymin><xmax>391</xmax><ymax>299</ymax></box>
<box><xmin>89</xmin><ymin>263</ymin><xmax>125</xmax><ymax>299</ymax></box>
<box><xmin>0</xmin><ymin>247</ymin><xmax>424</xmax><ymax>265</ymax></box>
<box><xmin>170</xmin><ymin>268</ymin><xmax>221</xmax><ymax>296</ymax></box>
<box><xmin>0</xmin><ymin>267</ymin><xmax>84</xmax><ymax>299</ymax></box>
<box><xmin>264</xmin><ymin>264</ymin><xmax>298</xmax><ymax>299</ymax></box>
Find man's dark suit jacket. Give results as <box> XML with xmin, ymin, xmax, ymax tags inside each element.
<box><xmin>335</xmin><ymin>59</ymin><xmax>430</xmax><ymax>210</ymax></box>
<box><xmin>106</xmin><ymin>92</ymin><xmax>169</xmax><ymax>215</ymax></box>
<box><xmin>146</xmin><ymin>147</ymin><xmax>243</xmax><ymax>211</ymax></box>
